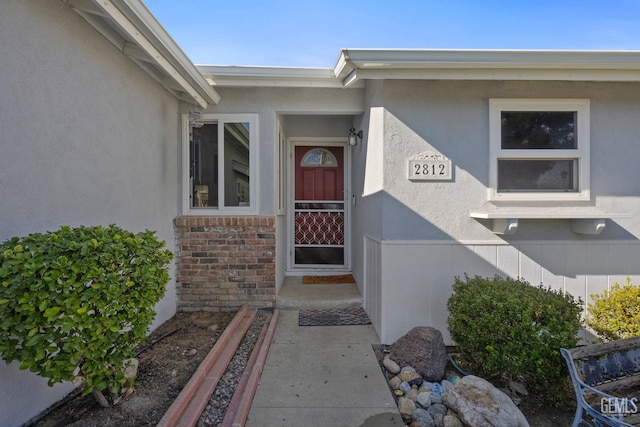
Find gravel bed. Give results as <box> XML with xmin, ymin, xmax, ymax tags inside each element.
<box><xmin>197</xmin><ymin>308</ymin><xmax>271</xmax><ymax>426</ymax></box>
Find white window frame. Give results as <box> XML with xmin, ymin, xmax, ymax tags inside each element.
<box><xmin>182</xmin><ymin>113</ymin><xmax>258</xmax><ymax>215</ymax></box>
<box><xmin>489</xmin><ymin>99</ymin><xmax>590</xmax><ymax>202</ymax></box>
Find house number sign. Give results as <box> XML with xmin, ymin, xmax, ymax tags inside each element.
<box><xmin>408</xmin><ymin>152</ymin><xmax>452</xmax><ymax>181</ymax></box>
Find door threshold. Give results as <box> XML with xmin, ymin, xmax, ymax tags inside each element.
<box><xmin>285</xmin><ymin>269</ymin><xmax>352</xmax><ymax>277</ymax></box>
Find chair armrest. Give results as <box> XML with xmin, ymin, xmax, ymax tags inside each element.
<box><xmin>560</xmin><ymin>348</ymin><xmax>635</xmax><ymax>427</ymax></box>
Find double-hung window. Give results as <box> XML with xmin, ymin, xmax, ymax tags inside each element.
<box><xmin>489</xmin><ymin>99</ymin><xmax>590</xmax><ymax>201</ymax></box>
<box><xmin>183</xmin><ymin>114</ymin><xmax>257</xmax><ymax>213</ymax></box>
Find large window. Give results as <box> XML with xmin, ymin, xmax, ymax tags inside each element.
<box><xmin>489</xmin><ymin>99</ymin><xmax>590</xmax><ymax>201</ymax></box>
<box><xmin>184</xmin><ymin>114</ymin><xmax>257</xmax><ymax>212</ymax></box>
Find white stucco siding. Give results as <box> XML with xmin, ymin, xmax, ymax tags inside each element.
<box><xmin>350</xmin><ymin>82</ymin><xmax>385</xmax><ymax>291</ymax></box>
<box><xmin>378</xmin><ymin>79</ymin><xmax>640</xmax><ymax>241</ymax></box>
<box><xmin>206</xmin><ymin>87</ymin><xmax>363</xmax><ymax>280</ymax></box>
<box><xmin>356</xmin><ymin>79</ymin><xmax>640</xmax><ymax>344</ymax></box>
<box><xmin>205</xmin><ymin>87</ymin><xmax>364</xmax><ymax>216</ymax></box>
<box><xmin>0</xmin><ymin>2</ymin><xmax>181</xmax><ymax>425</ymax></box>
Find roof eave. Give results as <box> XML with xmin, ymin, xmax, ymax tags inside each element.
<box><xmin>198</xmin><ymin>65</ymin><xmax>364</xmax><ymax>88</ymax></box>
<box><xmin>338</xmin><ymin>48</ymin><xmax>640</xmax><ymax>85</ymax></box>
<box><xmin>63</xmin><ymin>0</ymin><xmax>220</xmax><ymax>108</ymax></box>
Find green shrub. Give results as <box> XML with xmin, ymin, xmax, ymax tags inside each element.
<box><xmin>447</xmin><ymin>275</ymin><xmax>582</xmax><ymax>399</ymax></box>
<box><xmin>586</xmin><ymin>278</ymin><xmax>640</xmax><ymax>341</ymax></box>
<box><xmin>0</xmin><ymin>225</ymin><xmax>173</xmax><ymax>407</ymax></box>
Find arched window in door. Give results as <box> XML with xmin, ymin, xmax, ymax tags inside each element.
<box><xmin>300</xmin><ymin>148</ymin><xmax>337</xmax><ymax>167</ymax></box>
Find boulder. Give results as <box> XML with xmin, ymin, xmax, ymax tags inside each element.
<box><xmin>443</xmin><ymin>375</ymin><xmax>529</xmax><ymax>427</ymax></box>
<box><xmin>389</xmin><ymin>327</ymin><xmax>448</xmax><ymax>382</ymax></box>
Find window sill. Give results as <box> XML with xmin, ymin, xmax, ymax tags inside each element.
<box><xmin>487</xmin><ymin>190</ymin><xmax>591</xmax><ymax>203</ymax></box>
<box><xmin>183</xmin><ymin>207</ymin><xmax>256</xmax><ymax>216</ymax></box>
<box><xmin>469</xmin><ymin>209</ymin><xmax>630</xmax><ymax>235</ymax></box>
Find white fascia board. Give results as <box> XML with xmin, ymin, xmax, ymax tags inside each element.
<box><xmin>66</xmin><ymin>0</ymin><xmax>220</xmax><ymax>107</ymax></box>
<box><xmin>343</xmin><ymin>48</ymin><xmax>640</xmax><ymax>69</ymax></box>
<box><xmin>333</xmin><ymin>49</ymin><xmax>354</xmax><ymax>78</ymax></box>
<box><xmin>338</xmin><ymin>49</ymin><xmax>640</xmax><ymax>82</ymax></box>
<box><xmin>111</xmin><ymin>0</ymin><xmax>220</xmax><ymax>105</ymax></box>
<box><xmin>198</xmin><ymin>65</ymin><xmax>363</xmax><ymax>88</ymax></box>
<box><xmin>348</xmin><ymin>68</ymin><xmax>640</xmax><ymax>82</ymax></box>
<box><xmin>66</xmin><ymin>0</ymin><xmax>109</xmax><ymax>16</ymax></box>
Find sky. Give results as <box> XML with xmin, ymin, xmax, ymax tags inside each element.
<box><xmin>142</xmin><ymin>0</ymin><xmax>640</xmax><ymax>68</ymax></box>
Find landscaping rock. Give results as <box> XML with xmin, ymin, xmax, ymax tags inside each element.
<box><xmin>509</xmin><ymin>379</ymin><xmax>529</xmax><ymax>396</ymax></box>
<box><xmin>430</xmin><ymin>393</ymin><xmax>442</xmax><ymax>405</ymax></box>
<box><xmin>389</xmin><ymin>376</ymin><xmax>402</xmax><ymax>390</ymax></box>
<box><xmin>406</xmin><ymin>388</ymin><xmax>419</xmax><ymax>402</ymax></box>
<box><xmin>443</xmin><ymin>375</ymin><xmax>529</xmax><ymax>427</ymax></box>
<box><xmin>390</xmin><ymin>327</ymin><xmax>448</xmax><ymax>382</ymax></box>
<box><xmin>384</xmin><ymin>357</ymin><xmax>401</xmax><ymax>374</ymax></box>
<box><xmin>398</xmin><ymin>397</ymin><xmax>417</xmax><ymax>423</ymax></box>
<box><xmin>430</xmin><ymin>382</ymin><xmax>443</xmax><ymax>395</ymax></box>
<box><xmin>441</xmin><ymin>379</ymin><xmax>454</xmax><ymax>394</ymax></box>
<box><xmin>412</xmin><ymin>408</ymin><xmax>435</xmax><ymax>427</ymax></box>
<box><xmin>443</xmin><ymin>414</ymin><xmax>464</xmax><ymax>427</ymax></box>
<box><xmin>417</xmin><ymin>391</ymin><xmax>432</xmax><ymax>408</ymax></box>
<box><xmin>400</xmin><ymin>368</ymin><xmax>424</xmax><ymax>386</ymax></box>
<box><xmin>426</xmin><ymin>403</ymin><xmax>448</xmax><ymax>418</ymax></box>
<box><xmin>399</xmin><ymin>381</ymin><xmax>412</xmax><ymax>393</ymax></box>
<box><xmin>432</xmin><ymin>413</ymin><xmax>445</xmax><ymax>427</ymax></box>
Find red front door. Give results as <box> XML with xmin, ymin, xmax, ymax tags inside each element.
<box><xmin>294</xmin><ymin>146</ymin><xmax>345</xmax><ymax>266</ymax></box>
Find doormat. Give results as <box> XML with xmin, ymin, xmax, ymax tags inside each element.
<box><xmin>299</xmin><ymin>307</ymin><xmax>371</xmax><ymax>327</ymax></box>
<box><xmin>302</xmin><ymin>274</ymin><xmax>356</xmax><ymax>284</ymax></box>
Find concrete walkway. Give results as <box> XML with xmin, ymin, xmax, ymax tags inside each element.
<box><xmin>246</xmin><ymin>309</ymin><xmax>403</xmax><ymax>427</ymax></box>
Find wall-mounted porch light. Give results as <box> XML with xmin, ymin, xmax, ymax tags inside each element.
<box><xmin>189</xmin><ymin>107</ymin><xmax>204</xmax><ymax>128</ymax></box>
<box><xmin>348</xmin><ymin>128</ymin><xmax>363</xmax><ymax>146</ymax></box>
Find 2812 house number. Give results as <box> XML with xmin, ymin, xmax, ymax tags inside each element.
<box><xmin>408</xmin><ymin>159</ymin><xmax>452</xmax><ymax>181</ymax></box>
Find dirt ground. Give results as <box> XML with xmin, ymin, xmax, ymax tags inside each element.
<box><xmin>27</xmin><ymin>310</ymin><xmax>236</xmax><ymax>427</ymax></box>
<box><xmin>508</xmin><ymin>381</ymin><xmax>577</xmax><ymax>427</ymax></box>
<box><xmin>28</xmin><ymin>310</ymin><xmax>575</xmax><ymax>427</ymax></box>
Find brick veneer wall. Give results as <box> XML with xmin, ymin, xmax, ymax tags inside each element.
<box><xmin>174</xmin><ymin>216</ymin><xmax>276</xmax><ymax>311</ymax></box>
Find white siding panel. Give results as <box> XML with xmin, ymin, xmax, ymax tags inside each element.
<box><xmin>586</xmin><ymin>245</ymin><xmax>611</xmax><ymax>299</ymax></box>
<box><xmin>473</xmin><ymin>246</ymin><xmax>499</xmax><ymax>275</ymax></box>
<box><xmin>363</xmin><ymin>236</ymin><xmax>382</xmax><ymax>339</ymax></box>
<box><xmin>541</xmin><ymin>244</ymin><xmax>566</xmax><ymax>293</ymax></box>
<box><xmin>426</xmin><ymin>245</ymin><xmax>454</xmax><ymax>342</ymax></box>
<box><xmin>626</xmin><ymin>244</ymin><xmax>640</xmax><ymax>285</ymax></box>
<box><xmin>496</xmin><ymin>245</ymin><xmax>520</xmax><ymax>279</ymax></box>
<box><xmin>608</xmin><ymin>243</ymin><xmax>631</xmax><ymax>287</ymax></box>
<box><xmin>564</xmin><ymin>247</ymin><xmax>588</xmax><ymax>302</ymax></box>
<box><xmin>380</xmin><ymin>244</ymin><xmax>405</xmax><ymax>343</ymax></box>
<box><xmin>377</xmin><ymin>241</ymin><xmax>640</xmax><ymax>344</ymax></box>
<box><xmin>519</xmin><ymin>244</ymin><xmax>544</xmax><ymax>285</ymax></box>
<box><xmin>450</xmin><ymin>244</ymin><xmax>475</xmax><ymax>279</ymax></box>
<box><xmin>452</xmin><ymin>245</ymin><xmax>500</xmax><ymax>279</ymax></box>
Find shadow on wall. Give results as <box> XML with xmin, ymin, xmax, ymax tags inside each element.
<box><xmin>358</xmin><ymin>190</ymin><xmax>640</xmax><ymax>344</ymax></box>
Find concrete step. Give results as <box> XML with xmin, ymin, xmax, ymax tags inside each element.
<box><xmin>276</xmin><ymin>277</ymin><xmax>363</xmax><ymax>310</ymax></box>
